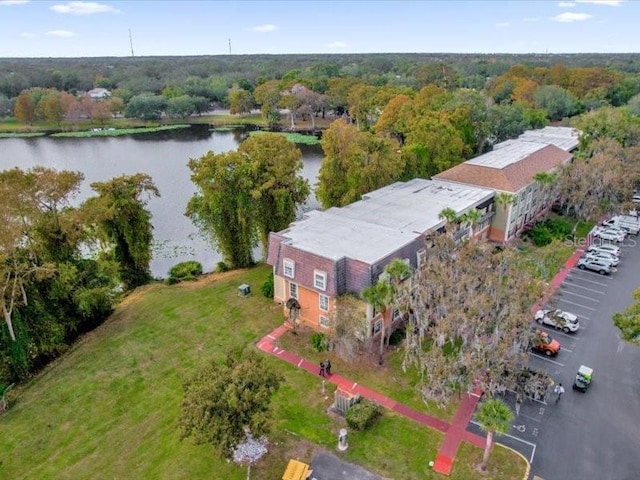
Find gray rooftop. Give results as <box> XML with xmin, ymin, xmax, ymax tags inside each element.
<box><xmin>280</xmin><ymin>210</ymin><xmax>420</xmax><ymax>264</ymax></box>
<box><xmin>518</xmin><ymin>126</ymin><xmax>580</xmax><ymax>152</ymax></box>
<box><xmin>278</xmin><ymin>179</ymin><xmax>494</xmax><ymax>264</ymax></box>
<box><xmin>467</xmin><ymin>139</ymin><xmax>549</xmax><ymax>169</ymax></box>
<box><xmin>326</xmin><ymin>178</ymin><xmax>494</xmax><ymax>232</ymax></box>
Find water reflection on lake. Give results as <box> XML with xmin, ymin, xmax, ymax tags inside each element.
<box><xmin>0</xmin><ymin>125</ymin><xmax>323</xmax><ymax>277</ymax></box>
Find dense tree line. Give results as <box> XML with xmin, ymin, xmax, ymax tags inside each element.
<box><xmin>0</xmin><ymin>169</ymin><xmax>158</xmax><ymax>385</ymax></box>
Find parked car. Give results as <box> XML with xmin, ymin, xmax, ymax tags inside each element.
<box><xmin>586</xmin><ymin>244</ymin><xmax>621</xmax><ymax>257</ymax></box>
<box><xmin>602</xmin><ymin>215</ymin><xmax>640</xmax><ymax>235</ymax></box>
<box><xmin>534</xmin><ymin>309</ymin><xmax>580</xmax><ymax>333</ymax></box>
<box><xmin>577</xmin><ymin>256</ymin><xmax>615</xmax><ymax>275</ymax></box>
<box><xmin>583</xmin><ymin>251</ymin><xmax>620</xmax><ymax>266</ymax></box>
<box><xmin>592</xmin><ymin>228</ymin><xmax>625</xmax><ymax>243</ymax></box>
<box><xmin>530</xmin><ymin>330</ymin><xmax>561</xmax><ymax>356</ymax></box>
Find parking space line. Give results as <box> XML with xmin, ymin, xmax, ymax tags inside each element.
<box><xmin>518</xmin><ymin>412</ymin><xmax>543</xmax><ymax>423</ymax></box>
<box><xmin>530</xmin><ymin>353</ymin><xmax>564</xmax><ymax>366</ymax></box>
<box><xmin>504</xmin><ymin>388</ymin><xmax>548</xmax><ymax>405</ymax></box>
<box><xmin>561</xmin><ymin>283</ymin><xmax>605</xmax><ymax>295</ymax></box>
<box><xmin>555</xmin><ymin>298</ymin><xmax>596</xmax><ymax>311</ymax></box>
<box><xmin>567</xmin><ymin>271</ymin><xmax>612</xmax><ymax>282</ymax></box>
<box><xmin>558</xmin><ymin>290</ymin><xmax>600</xmax><ymax>302</ymax></box>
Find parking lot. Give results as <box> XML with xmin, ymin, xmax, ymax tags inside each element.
<box><xmin>467</xmin><ymin>237</ymin><xmax>640</xmax><ymax>480</ymax></box>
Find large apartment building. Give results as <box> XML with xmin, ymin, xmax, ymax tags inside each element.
<box><xmin>266</xmin><ymin>126</ymin><xmax>579</xmax><ymax>335</ymax></box>
<box><xmin>267</xmin><ymin>179</ymin><xmax>494</xmax><ymax>334</ymax></box>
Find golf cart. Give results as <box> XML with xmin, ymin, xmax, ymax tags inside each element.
<box><xmin>573</xmin><ymin>365</ymin><xmax>593</xmax><ymax>392</ymax></box>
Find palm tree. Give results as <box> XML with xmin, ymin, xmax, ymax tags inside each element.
<box><xmin>494</xmin><ymin>192</ymin><xmax>514</xmax><ymax>209</ymax></box>
<box><xmin>439</xmin><ymin>207</ymin><xmax>460</xmax><ymax>236</ymax></box>
<box><xmin>361</xmin><ymin>259</ymin><xmax>412</xmax><ymax>361</ymax></box>
<box><xmin>475</xmin><ymin>397</ymin><xmax>514</xmax><ymax>473</ymax></box>
<box><xmin>362</xmin><ymin>279</ymin><xmax>392</xmax><ymax>361</ymax></box>
<box><xmin>461</xmin><ymin>208</ymin><xmax>482</xmax><ymax>238</ymax></box>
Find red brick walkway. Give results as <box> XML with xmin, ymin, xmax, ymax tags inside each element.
<box><xmin>257</xmin><ymin>324</ymin><xmax>479</xmax><ymax>474</ymax></box>
<box><xmin>257</xmin><ymin>236</ymin><xmax>591</xmax><ymax>475</ymax></box>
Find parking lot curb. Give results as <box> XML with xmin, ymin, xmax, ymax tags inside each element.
<box><xmin>496</xmin><ymin>442</ymin><xmax>531</xmax><ymax>480</ymax></box>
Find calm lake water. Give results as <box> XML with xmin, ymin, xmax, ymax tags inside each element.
<box><xmin>0</xmin><ymin>125</ymin><xmax>323</xmax><ymax>277</ymax></box>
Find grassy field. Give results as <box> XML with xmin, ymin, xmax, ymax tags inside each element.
<box><xmin>0</xmin><ymin>265</ymin><xmax>525</xmax><ymax>480</ymax></box>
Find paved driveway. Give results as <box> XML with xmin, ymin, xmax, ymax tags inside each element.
<box><xmin>467</xmin><ymin>238</ymin><xmax>640</xmax><ymax>480</ymax></box>
<box><xmin>310</xmin><ymin>451</ymin><xmax>382</xmax><ymax>480</ymax></box>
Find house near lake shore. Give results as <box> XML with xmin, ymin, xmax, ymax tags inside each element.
<box><xmin>266</xmin><ymin>126</ymin><xmax>580</xmax><ymax>338</ymax></box>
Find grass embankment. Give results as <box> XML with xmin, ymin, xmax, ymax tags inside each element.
<box><xmin>0</xmin><ymin>266</ymin><xmax>525</xmax><ymax>480</ymax></box>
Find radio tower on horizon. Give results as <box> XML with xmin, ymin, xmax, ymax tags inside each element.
<box><xmin>228</xmin><ymin>38</ymin><xmax>232</xmax><ymax>55</ymax></box>
<box><xmin>129</xmin><ymin>28</ymin><xmax>135</xmax><ymax>57</ymax></box>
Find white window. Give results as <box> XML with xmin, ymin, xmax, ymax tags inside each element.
<box><xmin>289</xmin><ymin>282</ymin><xmax>298</xmax><ymax>299</ymax></box>
<box><xmin>393</xmin><ymin>307</ymin><xmax>401</xmax><ymax>321</ymax></box>
<box><xmin>372</xmin><ymin>319</ymin><xmax>383</xmax><ymax>335</ymax></box>
<box><xmin>319</xmin><ymin>315</ymin><xmax>330</xmax><ymax>328</ymax></box>
<box><xmin>283</xmin><ymin>259</ymin><xmax>295</xmax><ymax>279</ymax></box>
<box><xmin>319</xmin><ymin>294</ymin><xmax>329</xmax><ymax>312</ymax></box>
<box><xmin>314</xmin><ymin>270</ymin><xmax>327</xmax><ymax>291</ymax></box>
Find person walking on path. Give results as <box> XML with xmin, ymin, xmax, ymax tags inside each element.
<box><xmin>554</xmin><ymin>383</ymin><xmax>565</xmax><ymax>403</ymax></box>
<box><xmin>319</xmin><ymin>361</ymin><xmax>326</xmax><ymax>377</ymax></box>
<box><xmin>325</xmin><ymin>359</ymin><xmax>332</xmax><ymax>376</ymax></box>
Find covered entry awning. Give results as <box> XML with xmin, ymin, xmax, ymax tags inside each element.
<box><xmin>282</xmin><ymin>459</ymin><xmax>311</xmax><ymax>480</ymax></box>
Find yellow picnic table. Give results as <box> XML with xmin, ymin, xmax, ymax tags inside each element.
<box><xmin>282</xmin><ymin>459</ymin><xmax>311</xmax><ymax>480</ymax></box>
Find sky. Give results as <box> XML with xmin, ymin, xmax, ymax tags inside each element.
<box><xmin>0</xmin><ymin>0</ymin><xmax>638</xmax><ymax>58</ymax></box>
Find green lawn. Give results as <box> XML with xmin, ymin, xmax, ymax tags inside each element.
<box><xmin>0</xmin><ymin>265</ymin><xmax>525</xmax><ymax>479</ymax></box>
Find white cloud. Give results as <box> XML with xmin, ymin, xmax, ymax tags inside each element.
<box><xmin>19</xmin><ymin>32</ymin><xmax>36</xmax><ymax>38</ymax></box>
<box><xmin>51</xmin><ymin>1</ymin><xmax>120</xmax><ymax>15</ymax></box>
<box><xmin>576</xmin><ymin>0</ymin><xmax>624</xmax><ymax>5</ymax></box>
<box><xmin>558</xmin><ymin>1</ymin><xmax>576</xmax><ymax>7</ymax></box>
<box><xmin>250</xmin><ymin>24</ymin><xmax>277</xmax><ymax>33</ymax></box>
<box><xmin>495</xmin><ymin>21</ymin><xmax>510</xmax><ymax>27</ymax></box>
<box><xmin>326</xmin><ymin>41</ymin><xmax>347</xmax><ymax>49</ymax></box>
<box><xmin>551</xmin><ymin>11</ymin><xmax>593</xmax><ymax>21</ymax></box>
<box><xmin>47</xmin><ymin>30</ymin><xmax>76</xmax><ymax>37</ymax></box>
<box><xmin>524</xmin><ymin>17</ymin><xmax>541</xmax><ymax>22</ymax></box>
<box><xmin>0</xmin><ymin>0</ymin><xmax>29</xmax><ymax>5</ymax></box>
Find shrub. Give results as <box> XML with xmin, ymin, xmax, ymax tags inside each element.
<box><xmin>530</xmin><ymin>224</ymin><xmax>553</xmax><ymax>246</ymax></box>
<box><xmin>543</xmin><ymin>218</ymin><xmax>572</xmax><ymax>237</ymax></box>
<box><xmin>168</xmin><ymin>261</ymin><xmax>203</xmax><ymax>284</ymax></box>
<box><xmin>261</xmin><ymin>276</ymin><xmax>274</xmax><ymax>298</ymax></box>
<box><xmin>346</xmin><ymin>399</ymin><xmax>381</xmax><ymax>431</ymax></box>
<box><xmin>310</xmin><ymin>332</ymin><xmax>328</xmax><ymax>352</ymax></box>
<box><xmin>216</xmin><ymin>261</ymin><xmax>229</xmax><ymax>273</ymax></box>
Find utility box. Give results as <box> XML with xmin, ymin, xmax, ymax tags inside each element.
<box><xmin>238</xmin><ymin>284</ymin><xmax>251</xmax><ymax>297</ymax></box>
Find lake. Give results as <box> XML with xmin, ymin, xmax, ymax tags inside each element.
<box><xmin>0</xmin><ymin>125</ymin><xmax>323</xmax><ymax>277</ymax></box>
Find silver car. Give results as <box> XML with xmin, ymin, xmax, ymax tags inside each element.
<box><xmin>583</xmin><ymin>251</ymin><xmax>620</xmax><ymax>266</ymax></box>
<box><xmin>587</xmin><ymin>244</ymin><xmax>621</xmax><ymax>257</ymax></box>
<box><xmin>577</xmin><ymin>257</ymin><xmax>615</xmax><ymax>275</ymax></box>
<box><xmin>534</xmin><ymin>309</ymin><xmax>580</xmax><ymax>333</ymax></box>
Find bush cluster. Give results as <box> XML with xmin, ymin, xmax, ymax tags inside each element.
<box><xmin>167</xmin><ymin>261</ymin><xmax>203</xmax><ymax>284</ymax></box>
<box><xmin>261</xmin><ymin>276</ymin><xmax>274</xmax><ymax>298</ymax></box>
<box><xmin>524</xmin><ymin>218</ymin><xmax>573</xmax><ymax>246</ymax></box>
<box><xmin>310</xmin><ymin>332</ymin><xmax>328</xmax><ymax>352</ymax></box>
<box><xmin>345</xmin><ymin>399</ymin><xmax>381</xmax><ymax>431</ymax></box>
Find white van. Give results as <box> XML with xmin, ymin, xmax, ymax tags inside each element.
<box><xmin>615</xmin><ymin>215</ymin><xmax>640</xmax><ymax>235</ymax></box>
